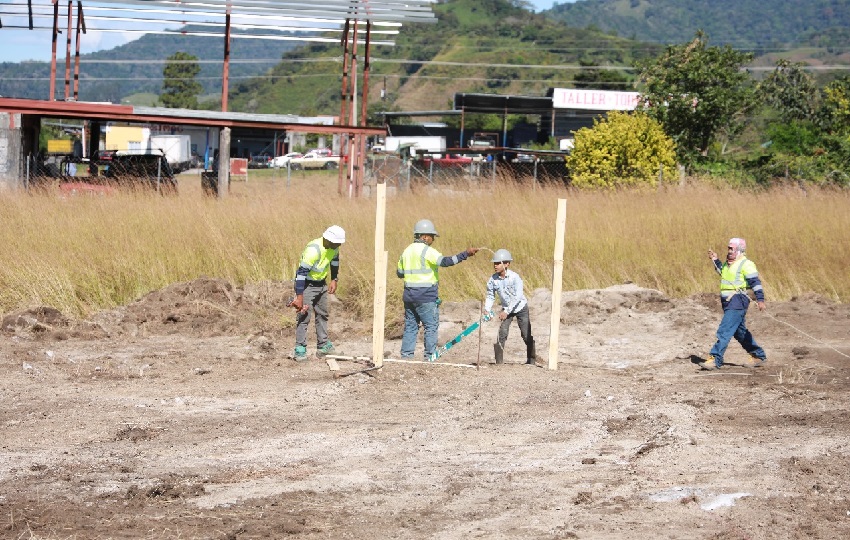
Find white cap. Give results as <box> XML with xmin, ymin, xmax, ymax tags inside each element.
<box><xmin>323</xmin><ymin>225</ymin><xmax>346</xmax><ymax>244</ymax></box>
<box><xmin>728</xmin><ymin>237</ymin><xmax>746</xmax><ymax>254</ymax></box>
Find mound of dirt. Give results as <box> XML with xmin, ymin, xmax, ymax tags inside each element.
<box><xmin>85</xmin><ymin>277</ymin><xmax>302</xmax><ymax>339</ymax></box>
<box><xmin>1</xmin><ymin>306</ymin><xmax>109</xmax><ymax>341</ymax></box>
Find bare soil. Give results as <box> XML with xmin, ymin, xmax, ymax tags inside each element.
<box><xmin>2</xmin><ymin>278</ymin><xmax>849</xmax><ymax>539</ymax></box>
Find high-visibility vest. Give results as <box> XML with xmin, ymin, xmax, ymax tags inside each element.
<box><xmin>398</xmin><ymin>242</ymin><xmax>441</xmax><ymax>288</ymax></box>
<box><xmin>719</xmin><ymin>256</ymin><xmax>758</xmax><ymax>300</ymax></box>
<box><xmin>300</xmin><ymin>237</ymin><xmax>337</xmax><ymax>281</ymax></box>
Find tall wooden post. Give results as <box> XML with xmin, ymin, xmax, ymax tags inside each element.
<box><xmin>64</xmin><ymin>0</ymin><xmax>72</xmax><ymax>100</ymax></box>
<box><xmin>73</xmin><ymin>1</ymin><xmax>85</xmax><ymax>100</ymax></box>
<box><xmin>221</xmin><ymin>9</ymin><xmax>231</xmax><ymax>112</ymax></box>
<box><xmin>49</xmin><ymin>0</ymin><xmax>59</xmax><ymax>100</ymax></box>
<box><xmin>337</xmin><ymin>20</ymin><xmax>352</xmax><ymax>195</ymax></box>
<box><xmin>372</xmin><ymin>182</ymin><xmax>388</xmax><ymax>368</ymax></box>
<box><xmin>548</xmin><ymin>199</ymin><xmax>567</xmax><ymax>370</ymax></box>
<box><xmin>218</xmin><ymin>127</ymin><xmax>230</xmax><ymax>198</ymax></box>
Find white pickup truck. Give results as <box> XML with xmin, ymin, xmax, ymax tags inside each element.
<box><xmin>289</xmin><ymin>151</ymin><xmax>341</xmax><ymax>170</ymax></box>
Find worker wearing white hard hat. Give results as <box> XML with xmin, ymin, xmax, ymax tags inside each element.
<box><xmin>397</xmin><ymin>219</ymin><xmax>479</xmax><ymax>360</ymax></box>
<box><xmin>290</xmin><ymin>225</ymin><xmax>346</xmax><ymax>362</ymax></box>
<box><xmin>483</xmin><ymin>249</ymin><xmax>536</xmax><ymax>365</ymax></box>
<box><xmin>699</xmin><ymin>237</ymin><xmax>767</xmax><ymax>370</ymax></box>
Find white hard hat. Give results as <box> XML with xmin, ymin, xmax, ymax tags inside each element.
<box><xmin>491</xmin><ymin>249</ymin><xmax>513</xmax><ymax>263</ymax></box>
<box><xmin>322</xmin><ymin>225</ymin><xmax>346</xmax><ymax>244</ymax></box>
<box><xmin>413</xmin><ymin>219</ymin><xmax>439</xmax><ymax>237</ymax></box>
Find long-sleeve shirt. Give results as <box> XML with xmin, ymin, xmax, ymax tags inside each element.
<box><xmin>294</xmin><ymin>237</ymin><xmax>339</xmax><ymax>295</ymax></box>
<box><xmin>713</xmin><ymin>256</ymin><xmax>764</xmax><ymax>310</ymax></box>
<box><xmin>484</xmin><ymin>268</ymin><xmax>528</xmax><ymax>314</ymax></box>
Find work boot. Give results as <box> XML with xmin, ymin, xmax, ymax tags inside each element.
<box><xmin>697</xmin><ymin>355</ymin><xmax>719</xmax><ymax>370</ymax></box>
<box><xmin>747</xmin><ymin>355</ymin><xmax>767</xmax><ymax>368</ymax></box>
<box><xmin>526</xmin><ymin>338</ymin><xmax>536</xmax><ymax>365</ymax></box>
<box><xmin>293</xmin><ymin>345</ymin><xmax>308</xmax><ymax>362</ymax></box>
<box><xmin>494</xmin><ymin>343</ymin><xmax>504</xmax><ymax>364</ymax></box>
<box><xmin>317</xmin><ymin>342</ymin><xmax>336</xmax><ymax>358</ymax></box>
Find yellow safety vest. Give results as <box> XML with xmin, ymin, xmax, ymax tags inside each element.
<box><xmin>300</xmin><ymin>237</ymin><xmax>337</xmax><ymax>281</ymax></box>
<box><xmin>397</xmin><ymin>242</ymin><xmax>441</xmax><ymax>288</ymax></box>
<box><xmin>719</xmin><ymin>256</ymin><xmax>758</xmax><ymax>300</ymax></box>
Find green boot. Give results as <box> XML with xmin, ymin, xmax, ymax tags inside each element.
<box><xmin>317</xmin><ymin>342</ymin><xmax>336</xmax><ymax>358</ymax></box>
<box><xmin>293</xmin><ymin>345</ymin><xmax>308</xmax><ymax>362</ymax></box>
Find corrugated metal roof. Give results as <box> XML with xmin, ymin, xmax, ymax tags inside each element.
<box><xmin>1</xmin><ymin>0</ymin><xmax>437</xmax><ymax>46</ymax></box>
<box><xmin>453</xmin><ymin>93</ymin><xmax>554</xmax><ymax>115</ymax></box>
<box><xmin>0</xmin><ymin>97</ymin><xmax>385</xmax><ymax>135</ymax></box>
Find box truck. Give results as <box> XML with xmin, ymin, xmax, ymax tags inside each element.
<box><xmin>149</xmin><ymin>134</ymin><xmax>192</xmax><ymax>172</ymax></box>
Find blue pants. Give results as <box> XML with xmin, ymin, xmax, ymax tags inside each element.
<box><xmin>709</xmin><ymin>309</ymin><xmax>766</xmax><ymax>367</ymax></box>
<box><xmin>401</xmin><ymin>301</ymin><xmax>439</xmax><ymax>360</ymax></box>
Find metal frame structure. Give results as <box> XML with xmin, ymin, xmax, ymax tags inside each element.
<box><xmin>0</xmin><ymin>0</ymin><xmax>437</xmax><ymax>195</ymax></box>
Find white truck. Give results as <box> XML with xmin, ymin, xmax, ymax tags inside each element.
<box><xmin>149</xmin><ymin>134</ymin><xmax>192</xmax><ymax>173</ymax></box>
<box><xmin>384</xmin><ymin>136</ymin><xmax>446</xmax><ymax>155</ymax></box>
<box><xmin>289</xmin><ymin>151</ymin><xmax>341</xmax><ymax>170</ymax></box>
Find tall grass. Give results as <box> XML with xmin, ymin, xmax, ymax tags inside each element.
<box><xmin>1</xmin><ymin>172</ymin><xmax>848</xmax><ymax>320</ymax></box>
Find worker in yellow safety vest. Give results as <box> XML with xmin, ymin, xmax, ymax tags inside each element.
<box><xmin>698</xmin><ymin>237</ymin><xmax>767</xmax><ymax>370</ymax></box>
<box><xmin>290</xmin><ymin>225</ymin><xmax>345</xmax><ymax>362</ymax></box>
<box><xmin>396</xmin><ymin>219</ymin><xmax>479</xmax><ymax>360</ymax></box>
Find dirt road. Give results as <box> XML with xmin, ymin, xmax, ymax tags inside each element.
<box><xmin>2</xmin><ymin>279</ymin><xmax>848</xmax><ymax>539</ymax></box>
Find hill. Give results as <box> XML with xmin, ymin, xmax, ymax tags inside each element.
<box><xmin>226</xmin><ymin>0</ymin><xmax>660</xmax><ymax>116</ymax></box>
<box><xmin>544</xmin><ymin>0</ymin><xmax>850</xmax><ymax>50</ymax></box>
<box><xmin>0</xmin><ymin>27</ymin><xmax>299</xmax><ymax>103</ymax></box>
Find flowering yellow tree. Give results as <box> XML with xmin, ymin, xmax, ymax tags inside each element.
<box><xmin>566</xmin><ymin>111</ymin><xmax>677</xmax><ymax>189</ymax></box>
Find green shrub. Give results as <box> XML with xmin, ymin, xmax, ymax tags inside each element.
<box><xmin>566</xmin><ymin>111</ymin><xmax>677</xmax><ymax>188</ymax></box>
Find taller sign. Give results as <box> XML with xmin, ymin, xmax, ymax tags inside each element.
<box><xmin>553</xmin><ymin>88</ymin><xmax>640</xmax><ymax>111</ymax></box>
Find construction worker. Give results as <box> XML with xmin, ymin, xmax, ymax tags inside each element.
<box><xmin>397</xmin><ymin>219</ymin><xmax>479</xmax><ymax>360</ymax></box>
<box><xmin>290</xmin><ymin>225</ymin><xmax>345</xmax><ymax>362</ymax></box>
<box><xmin>699</xmin><ymin>237</ymin><xmax>767</xmax><ymax>370</ymax></box>
<box><xmin>484</xmin><ymin>249</ymin><xmax>536</xmax><ymax>365</ymax></box>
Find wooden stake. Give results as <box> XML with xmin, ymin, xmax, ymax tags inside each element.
<box><xmin>548</xmin><ymin>199</ymin><xmax>567</xmax><ymax>371</ymax></box>
<box><xmin>372</xmin><ymin>182</ymin><xmax>387</xmax><ymax>368</ymax></box>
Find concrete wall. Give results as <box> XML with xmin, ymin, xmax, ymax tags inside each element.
<box><xmin>0</xmin><ymin>113</ymin><xmax>22</xmax><ymax>190</ymax></box>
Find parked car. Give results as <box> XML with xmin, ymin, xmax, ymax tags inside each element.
<box><xmin>512</xmin><ymin>153</ymin><xmax>536</xmax><ymax>163</ymax></box>
<box><xmin>289</xmin><ymin>151</ymin><xmax>341</xmax><ymax>170</ymax></box>
<box><xmin>102</xmin><ymin>153</ymin><xmax>177</xmax><ymax>193</ymax></box>
<box><xmin>311</xmin><ymin>148</ymin><xmax>334</xmax><ymax>158</ymax></box>
<box><xmin>420</xmin><ymin>153</ymin><xmax>474</xmax><ymax>167</ymax></box>
<box><xmin>248</xmin><ymin>154</ymin><xmax>272</xmax><ymax>169</ymax></box>
<box><xmin>272</xmin><ymin>152</ymin><xmax>303</xmax><ymax>168</ymax></box>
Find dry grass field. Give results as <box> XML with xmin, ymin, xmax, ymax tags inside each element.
<box><xmin>1</xmin><ymin>173</ymin><xmax>849</xmax><ymax>539</ymax></box>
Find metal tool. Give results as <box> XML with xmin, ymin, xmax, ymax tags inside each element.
<box><xmin>430</xmin><ymin>311</ymin><xmax>494</xmax><ymax>362</ymax></box>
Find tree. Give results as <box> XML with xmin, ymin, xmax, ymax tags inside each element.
<box><xmin>636</xmin><ymin>32</ymin><xmax>755</xmax><ymax>166</ymax></box>
<box><xmin>757</xmin><ymin>60</ymin><xmax>819</xmax><ymax>123</ymax></box>
<box><xmin>566</xmin><ymin>111</ymin><xmax>677</xmax><ymax>189</ymax></box>
<box><xmin>161</xmin><ymin>52</ymin><xmax>203</xmax><ymax>109</ymax></box>
<box><xmin>820</xmin><ymin>76</ymin><xmax>850</xmax><ymax>134</ymax></box>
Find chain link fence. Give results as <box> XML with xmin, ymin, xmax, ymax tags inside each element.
<box><xmin>364</xmin><ymin>155</ymin><xmax>569</xmax><ymax>190</ymax></box>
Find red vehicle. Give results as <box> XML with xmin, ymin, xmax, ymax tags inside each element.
<box><xmin>420</xmin><ymin>153</ymin><xmax>473</xmax><ymax>167</ymax></box>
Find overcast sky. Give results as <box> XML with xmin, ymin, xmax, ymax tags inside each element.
<box><xmin>0</xmin><ymin>0</ymin><xmax>580</xmax><ymax>63</ymax></box>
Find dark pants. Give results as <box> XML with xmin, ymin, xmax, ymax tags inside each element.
<box><xmin>295</xmin><ymin>284</ymin><xmax>330</xmax><ymax>349</ymax></box>
<box><xmin>496</xmin><ymin>305</ymin><xmax>535</xmax><ymax>361</ymax></box>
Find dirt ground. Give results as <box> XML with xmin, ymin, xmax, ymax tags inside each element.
<box><xmin>1</xmin><ymin>278</ymin><xmax>849</xmax><ymax>539</ymax></box>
